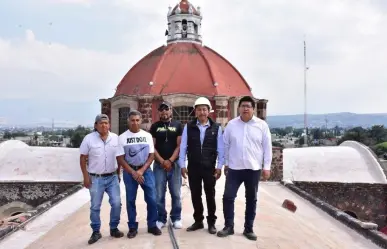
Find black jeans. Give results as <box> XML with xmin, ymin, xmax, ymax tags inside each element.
<box><xmin>223</xmin><ymin>169</ymin><xmax>261</xmax><ymax>230</ymax></box>
<box><xmin>188</xmin><ymin>166</ymin><xmax>217</xmax><ymax>225</ymax></box>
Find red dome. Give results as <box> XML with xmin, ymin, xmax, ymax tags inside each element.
<box><xmin>170</xmin><ymin>0</ymin><xmax>199</xmax><ymax>16</ymax></box>
<box><xmin>115</xmin><ymin>43</ymin><xmax>252</xmax><ymax>97</ymax></box>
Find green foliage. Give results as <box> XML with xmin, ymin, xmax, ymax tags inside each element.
<box><xmin>338</xmin><ymin>125</ymin><xmax>387</xmax><ymax>156</ymax></box>
<box><xmin>69</xmin><ymin>126</ymin><xmax>92</xmax><ymax>148</ymax></box>
<box><xmin>3</xmin><ymin>131</ymin><xmax>27</xmax><ymax>139</ymax></box>
<box><xmin>374</xmin><ymin>142</ymin><xmax>387</xmax><ymax>156</ymax></box>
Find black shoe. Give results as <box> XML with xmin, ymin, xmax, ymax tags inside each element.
<box><xmin>186</xmin><ymin>222</ymin><xmax>204</xmax><ymax>232</ymax></box>
<box><xmin>148</xmin><ymin>226</ymin><xmax>162</xmax><ymax>236</ymax></box>
<box><xmin>217</xmin><ymin>227</ymin><xmax>234</xmax><ymax>237</ymax></box>
<box><xmin>243</xmin><ymin>228</ymin><xmax>257</xmax><ymax>241</ymax></box>
<box><xmin>88</xmin><ymin>231</ymin><xmax>102</xmax><ymax>244</ymax></box>
<box><xmin>208</xmin><ymin>224</ymin><xmax>217</xmax><ymax>234</ymax></box>
<box><xmin>110</xmin><ymin>228</ymin><xmax>124</xmax><ymax>238</ymax></box>
<box><xmin>127</xmin><ymin>228</ymin><xmax>137</xmax><ymax>239</ymax></box>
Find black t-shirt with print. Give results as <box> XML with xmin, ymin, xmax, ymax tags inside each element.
<box><xmin>150</xmin><ymin>119</ymin><xmax>183</xmax><ymax>160</ymax></box>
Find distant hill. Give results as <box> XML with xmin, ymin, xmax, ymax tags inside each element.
<box><xmin>267</xmin><ymin>112</ymin><xmax>387</xmax><ymax>128</ymax></box>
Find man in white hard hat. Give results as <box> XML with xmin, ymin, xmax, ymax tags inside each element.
<box><xmin>217</xmin><ymin>96</ymin><xmax>272</xmax><ymax>241</ymax></box>
<box><xmin>178</xmin><ymin>97</ymin><xmax>224</xmax><ymax>235</ymax></box>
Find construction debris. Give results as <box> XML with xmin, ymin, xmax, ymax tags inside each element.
<box><xmin>282</xmin><ymin>199</ymin><xmax>297</xmax><ymax>213</ymax></box>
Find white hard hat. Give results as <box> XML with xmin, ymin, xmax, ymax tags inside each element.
<box><xmin>194</xmin><ymin>97</ymin><xmax>213</xmax><ymax>113</ymax></box>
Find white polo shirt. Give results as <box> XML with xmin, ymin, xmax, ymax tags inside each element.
<box><xmin>223</xmin><ymin>116</ymin><xmax>273</xmax><ymax>171</ymax></box>
<box><xmin>79</xmin><ymin>131</ymin><xmax>124</xmax><ymax>174</ymax></box>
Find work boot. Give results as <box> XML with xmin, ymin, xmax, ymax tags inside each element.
<box><xmin>127</xmin><ymin>228</ymin><xmax>137</xmax><ymax>239</ymax></box>
<box><xmin>186</xmin><ymin>222</ymin><xmax>204</xmax><ymax>232</ymax></box>
<box><xmin>243</xmin><ymin>228</ymin><xmax>257</xmax><ymax>241</ymax></box>
<box><xmin>110</xmin><ymin>228</ymin><xmax>124</xmax><ymax>238</ymax></box>
<box><xmin>217</xmin><ymin>226</ymin><xmax>234</xmax><ymax>237</ymax></box>
<box><xmin>208</xmin><ymin>224</ymin><xmax>217</xmax><ymax>234</ymax></box>
<box><xmin>88</xmin><ymin>231</ymin><xmax>102</xmax><ymax>244</ymax></box>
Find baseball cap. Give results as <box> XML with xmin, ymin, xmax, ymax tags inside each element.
<box><xmin>158</xmin><ymin>101</ymin><xmax>172</xmax><ymax>110</ymax></box>
<box><xmin>95</xmin><ymin>114</ymin><xmax>109</xmax><ymax>123</ymax></box>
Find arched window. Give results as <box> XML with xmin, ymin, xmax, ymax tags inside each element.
<box><xmin>182</xmin><ymin>19</ymin><xmax>188</xmax><ymax>38</ymax></box>
<box><xmin>119</xmin><ymin>107</ymin><xmax>131</xmax><ymax>135</ymax></box>
<box><xmin>173</xmin><ymin>106</ymin><xmax>195</xmax><ymax>124</ymax></box>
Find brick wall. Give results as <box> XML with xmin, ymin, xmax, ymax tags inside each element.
<box><xmin>294</xmin><ymin>182</ymin><xmax>387</xmax><ymax>230</ymax></box>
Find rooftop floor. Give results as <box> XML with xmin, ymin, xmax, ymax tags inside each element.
<box><xmin>0</xmin><ymin>176</ymin><xmax>381</xmax><ymax>249</ymax></box>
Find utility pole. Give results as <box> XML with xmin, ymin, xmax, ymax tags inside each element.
<box><xmin>303</xmin><ymin>38</ymin><xmax>308</xmax><ymax>147</ymax></box>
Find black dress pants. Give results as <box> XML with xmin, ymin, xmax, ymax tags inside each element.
<box><xmin>187</xmin><ymin>165</ymin><xmax>217</xmax><ymax>225</ymax></box>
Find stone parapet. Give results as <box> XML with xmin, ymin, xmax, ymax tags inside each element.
<box><xmin>262</xmin><ymin>147</ymin><xmax>283</xmax><ymax>181</ymax></box>
<box><xmin>283</xmin><ymin>182</ymin><xmax>387</xmax><ymax>248</ymax></box>
<box><xmin>293</xmin><ymin>181</ymin><xmax>387</xmax><ymax>231</ymax></box>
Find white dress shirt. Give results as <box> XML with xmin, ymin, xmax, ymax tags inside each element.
<box><xmin>223</xmin><ymin>116</ymin><xmax>272</xmax><ymax>171</ymax></box>
<box><xmin>79</xmin><ymin>131</ymin><xmax>123</xmax><ymax>174</ymax></box>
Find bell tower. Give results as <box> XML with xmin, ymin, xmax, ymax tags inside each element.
<box><xmin>166</xmin><ymin>0</ymin><xmax>202</xmax><ymax>44</ymax></box>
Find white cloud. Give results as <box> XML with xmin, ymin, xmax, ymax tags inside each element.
<box><xmin>1</xmin><ymin>0</ymin><xmax>387</xmax><ymax>122</ymax></box>
<box><xmin>46</xmin><ymin>0</ymin><xmax>92</xmax><ymax>5</ymax></box>
<box><xmin>0</xmin><ymin>29</ymin><xmax>146</xmax><ymax>102</ymax></box>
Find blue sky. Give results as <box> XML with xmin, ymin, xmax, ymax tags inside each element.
<box><xmin>0</xmin><ymin>0</ymin><xmax>386</xmax><ymax>127</ymax></box>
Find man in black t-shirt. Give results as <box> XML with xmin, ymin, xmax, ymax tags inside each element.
<box><xmin>150</xmin><ymin>101</ymin><xmax>183</xmax><ymax>230</ymax></box>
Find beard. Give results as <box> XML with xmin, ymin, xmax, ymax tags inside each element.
<box><xmin>160</xmin><ymin>114</ymin><xmax>171</xmax><ymax>122</ymax></box>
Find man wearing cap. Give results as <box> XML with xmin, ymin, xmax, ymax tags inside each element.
<box><xmin>79</xmin><ymin>114</ymin><xmax>125</xmax><ymax>245</ymax></box>
<box><xmin>116</xmin><ymin>110</ymin><xmax>162</xmax><ymax>238</ymax></box>
<box><xmin>150</xmin><ymin>101</ymin><xmax>183</xmax><ymax>230</ymax></box>
<box><xmin>178</xmin><ymin>97</ymin><xmax>224</xmax><ymax>234</ymax></box>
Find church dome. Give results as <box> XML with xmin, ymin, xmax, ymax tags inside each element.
<box><xmin>114</xmin><ymin>42</ymin><xmax>253</xmax><ymax>97</ymax></box>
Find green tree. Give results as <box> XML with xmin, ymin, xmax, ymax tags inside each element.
<box><xmin>70</xmin><ymin>126</ymin><xmax>92</xmax><ymax>148</ymax></box>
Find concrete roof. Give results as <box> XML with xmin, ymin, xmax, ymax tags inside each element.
<box><xmin>0</xmin><ymin>177</ymin><xmax>380</xmax><ymax>249</ymax></box>
<box><xmin>0</xmin><ymin>141</ymin><xmax>82</xmax><ymax>182</ymax></box>
<box><xmin>283</xmin><ymin>141</ymin><xmax>387</xmax><ymax>183</ymax></box>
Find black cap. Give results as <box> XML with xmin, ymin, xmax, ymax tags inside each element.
<box><xmin>158</xmin><ymin>101</ymin><xmax>172</xmax><ymax>110</ymax></box>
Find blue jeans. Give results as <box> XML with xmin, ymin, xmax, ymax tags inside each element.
<box><xmin>153</xmin><ymin>162</ymin><xmax>182</xmax><ymax>223</ymax></box>
<box><xmin>89</xmin><ymin>174</ymin><xmax>121</xmax><ymax>232</ymax></box>
<box><xmin>123</xmin><ymin>167</ymin><xmax>158</xmax><ymax>229</ymax></box>
<box><xmin>222</xmin><ymin>169</ymin><xmax>261</xmax><ymax>230</ymax></box>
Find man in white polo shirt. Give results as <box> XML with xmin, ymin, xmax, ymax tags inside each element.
<box><xmin>217</xmin><ymin>96</ymin><xmax>272</xmax><ymax>241</ymax></box>
<box><xmin>79</xmin><ymin>114</ymin><xmax>125</xmax><ymax>245</ymax></box>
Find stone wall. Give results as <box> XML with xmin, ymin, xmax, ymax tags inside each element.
<box><xmin>101</xmin><ymin>100</ymin><xmax>111</xmax><ymax>121</ymax></box>
<box><xmin>257</xmin><ymin>99</ymin><xmax>268</xmax><ymax>121</ymax></box>
<box><xmin>294</xmin><ymin>182</ymin><xmax>387</xmax><ymax>230</ymax></box>
<box><xmin>214</xmin><ymin>96</ymin><xmax>229</xmax><ymax>127</ymax></box>
<box><xmin>261</xmin><ymin>147</ymin><xmax>283</xmax><ymax>181</ymax></box>
<box><xmin>138</xmin><ymin>96</ymin><xmax>153</xmax><ymax>131</ymax></box>
<box><xmin>0</xmin><ymin>182</ymin><xmax>79</xmax><ymax>208</ymax></box>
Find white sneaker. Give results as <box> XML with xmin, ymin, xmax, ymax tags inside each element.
<box><xmin>156</xmin><ymin>221</ymin><xmax>165</xmax><ymax>229</ymax></box>
<box><xmin>173</xmin><ymin>220</ymin><xmax>183</xmax><ymax>229</ymax></box>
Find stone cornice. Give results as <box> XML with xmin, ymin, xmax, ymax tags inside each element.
<box><xmin>108</xmin><ymin>94</ymin><xmax>138</xmax><ymax>102</ymax></box>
